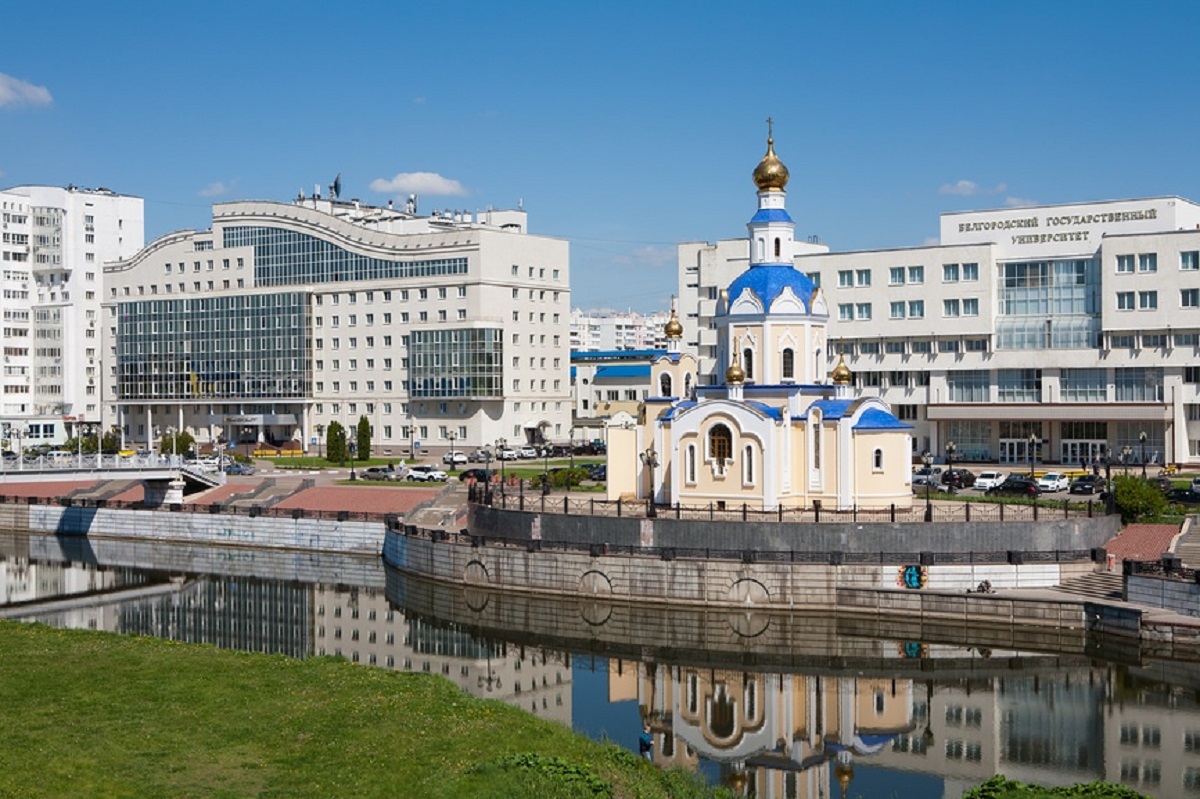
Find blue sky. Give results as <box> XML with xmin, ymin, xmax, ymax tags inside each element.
<box><xmin>3</xmin><ymin>1</ymin><xmax>1199</xmax><ymax>312</ymax></box>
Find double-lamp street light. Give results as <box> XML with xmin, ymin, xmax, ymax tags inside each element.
<box><xmin>1139</xmin><ymin>431</ymin><xmax>1148</xmax><ymax>479</ymax></box>
<box><xmin>944</xmin><ymin>440</ymin><xmax>956</xmax><ymax>493</ymax></box>
<box><xmin>922</xmin><ymin>450</ymin><xmax>933</xmax><ymax>522</ymax></box>
<box><xmin>1028</xmin><ymin>433</ymin><xmax>1038</xmax><ymax>478</ymax></box>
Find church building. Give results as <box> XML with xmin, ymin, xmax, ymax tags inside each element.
<box><xmin>606</xmin><ymin>129</ymin><xmax>913</xmax><ymax>511</ymax></box>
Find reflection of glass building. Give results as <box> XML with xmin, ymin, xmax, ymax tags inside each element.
<box><xmin>103</xmin><ymin>194</ymin><xmax>570</xmax><ymax>453</ymax></box>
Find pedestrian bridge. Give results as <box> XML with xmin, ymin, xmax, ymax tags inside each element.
<box><xmin>0</xmin><ymin>454</ymin><xmax>224</xmax><ymax>492</ymax></box>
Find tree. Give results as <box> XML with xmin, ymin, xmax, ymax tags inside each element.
<box><xmin>326</xmin><ymin>421</ymin><xmax>346</xmax><ymax>465</ymax></box>
<box><xmin>1112</xmin><ymin>474</ymin><xmax>1168</xmax><ymax>524</ymax></box>
<box><xmin>356</xmin><ymin>416</ymin><xmax>371</xmax><ymax>461</ymax></box>
<box><xmin>158</xmin><ymin>430</ymin><xmax>195</xmax><ymax>457</ymax></box>
<box><xmin>101</xmin><ymin>427</ymin><xmax>122</xmax><ymax>454</ymax></box>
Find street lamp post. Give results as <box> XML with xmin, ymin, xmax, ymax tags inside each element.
<box><xmin>315</xmin><ymin>424</ymin><xmax>325</xmax><ymax>460</ymax></box>
<box><xmin>166</xmin><ymin>425</ymin><xmax>178</xmax><ymax>464</ymax></box>
<box><xmin>449</xmin><ymin>430</ymin><xmax>457</xmax><ymax>471</ymax></box>
<box><xmin>640</xmin><ymin>446</ymin><xmax>659</xmax><ymax>518</ymax></box>
<box><xmin>542</xmin><ymin>445</ymin><xmax>550</xmax><ymax>495</ymax></box>
<box><xmin>922</xmin><ymin>451</ymin><xmax>933</xmax><ymax>522</ymax></box>
<box><xmin>1028</xmin><ymin>433</ymin><xmax>1038</xmax><ymax>478</ymax></box>
<box><xmin>349</xmin><ymin>442</ymin><xmax>357</xmax><ymax>481</ymax></box>
<box><xmin>944</xmin><ymin>440</ymin><xmax>956</xmax><ymax>493</ymax></box>
<box><xmin>1139</xmin><ymin>431</ymin><xmax>1148</xmax><ymax>479</ymax></box>
<box><xmin>15</xmin><ymin>427</ymin><xmax>24</xmax><ymax>471</ymax></box>
<box><xmin>1121</xmin><ymin>445</ymin><xmax>1132</xmax><ymax>476</ymax></box>
<box><xmin>1104</xmin><ymin>444</ymin><xmax>1115</xmax><ymax>515</ymax></box>
<box><xmin>496</xmin><ymin>437</ymin><xmax>508</xmax><ymax>504</ymax></box>
<box><xmin>569</xmin><ymin>427</ymin><xmax>575</xmax><ymax>470</ymax></box>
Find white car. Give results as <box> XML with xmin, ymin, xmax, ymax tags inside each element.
<box><xmin>1037</xmin><ymin>472</ymin><xmax>1071</xmax><ymax>492</ymax></box>
<box><xmin>496</xmin><ymin>448</ymin><xmax>519</xmax><ymax>460</ymax></box>
<box><xmin>974</xmin><ymin>470</ymin><xmax>1007</xmax><ymax>491</ymax></box>
<box><xmin>517</xmin><ymin>446</ymin><xmax>539</xmax><ymax>459</ymax></box>
<box><xmin>406</xmin><ymin>465</ymin><xmax>448</xmax><ymax>482</ymax></box>
<box><xmin>441</xmin><ymin>450</ymin><xmax>468</xmax><ymax>465</ymax></box>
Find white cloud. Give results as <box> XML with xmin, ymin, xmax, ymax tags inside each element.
<box><xmin>0</xmin><ymin>73</ymin><xmax>53</xmax><ymax>108</ymax></box>
<box><xmin>369</xmin><ymin>171</ymin><xmax>467</xmax><ymax>196</ymax></box>
<box><xmin>198</xmin><ymin>179</ymin><xmax>238</xmax><ymax>198</ymax></box>
<box><xmin>939</xmin><ymin>179</ymin><xmax>1007</xmax><ymax>197</ymax></box>
<box><xmin>1004</xmin><ymin>196</ymin><xmax>1038</xmax><ymax>208</ymax></box>
<box><xmin>412</xmin><ymin>96</ymin><xmax>427</xmax><ymax>105</ymax></box>
<box><xmin>923</xmin><ymin>236</ymin><xmax>940</xmax><ymax>247</ymax></box>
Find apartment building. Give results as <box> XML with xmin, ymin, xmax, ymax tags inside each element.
<box><xmin>681</xmin><ymin>196</ymin><xmax>1200</xmax><ymax>466</ymax></box>
<box><xmin>102</xmin><ymin>191</ymin><xmax>570</xmax><ymax>455</ymax></box>
<box><xmin>569</xmin><ymin>308</ymin><xmax>671</xmax><ymax>352</ymax></box>
<box><xmin>0</xmin><ymin>185</ymin><xmax>144</xmax><ymax>450</ymax></box>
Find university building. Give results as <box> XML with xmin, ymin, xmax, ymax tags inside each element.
<box><xmin>680</xmin><ymin>180</ymin><xmax>1200</xmax><ymax>467</ymax></box>
<box><xmin>0</xmin><ymin>184</ymin><xmax>144</xmax><ymax>449</ymax></box>
<box><xmin>102</xmin><ymin>190</ymin><xmax>571</xmax><ymax>456</ymax></box>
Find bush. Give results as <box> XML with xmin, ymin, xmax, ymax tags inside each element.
<box><xmin>1111</xmin><ymin>475</ymin><xmax>1168</xmax><ymax>524</ymax></box>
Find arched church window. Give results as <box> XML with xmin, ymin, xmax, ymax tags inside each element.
<box><xmin>743</xmin><ymin>444</ymin><xmax>754</xmax><ymax>484</ymax></box>
<box><xmin>782</xmin><ymin>348</ymin><xmax>794</xmax><ymax>380</ymax></box>
<box><xmin>774</xmin><ymin>237</ymin><xmax>781</xmax><ymax>258</ymax></box>
<box><xmin>756</xmin><ymin>237</ymin><xmax>765</xmax><ymax>261</ymax></box>
<box><xmin>813</xmin><ymin>422</ymin><xmax>821</xmax><ymax>469</ymax></box>
<box><xmin>660</xmin><ymin>373</ymin><xmax>672</xmax><ymax>397</ymax></box>
<box><xmin>743</xmin><ymin>348</ymin><xmax>754</xmax><ymax>381</ymax></box>
<box><xmin>873</xmin><ymin>448</ymin><xmax>884</xmax><ymax>471</ymax></box>
<box><xmin>686</xmin><ymin>444</ymin><xmax>697</xmax><ymax>483</ymax></box>
<box><xmin>709</xmin><ymin>424</ymin><xmax>732</xmax><ymax>462</ymax></box>
<box><xmin>684</xmin><ymin>373</ymin><xmax>692</xmax><ymax>398</ymax></box>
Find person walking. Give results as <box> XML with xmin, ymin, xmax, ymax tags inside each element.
<box><xmin>639</xmin><ymin>724</ymin><xmax>653</xmax><ymax>761</ymax></box>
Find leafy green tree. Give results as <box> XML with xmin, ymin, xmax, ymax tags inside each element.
<box><xmin>158</xmin><ymin>430</ymin><xmax>195</xmax><ymax>458</ymax></box>
<box><xmin>1112</xmin><ymin>474</ymin><xmax>1168</xmax><ymax>523</ymax></box>
<box><xmin>101</xmin><ymin>427</ymin><xmax>122</xmax><ymax>454</ymax></box>
<box><xmin>326</xmin><ymin>421</ymin><xmax>346</xmax><ymax>464</ymax></box>
<box><xmin>356</xmin><ymin>416</ymin><xmax>371</xmax><ymax>461</ymax></box>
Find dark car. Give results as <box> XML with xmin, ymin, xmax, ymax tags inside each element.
<box><xmin>940</xmin><ymin>468</ymin><xmax>976</xmax><ymax>489</ymax></box>
<box><xmin>1165</xmin><ymin>488</ymin><xmax>1200</xmax><ymax>505</ymax></box>
<box><xmin>1147</xmin><ymin>474</ymin><xmax>1173</xmax><ymax>492</ymax></box>
<box><xmin>1068</xmin><ymin>475</ymin><xmax>1105</xmax><ymax>495</ymax></box>
<box><xmin>986</xmin><ymin>477</ymin><xmax>1042</xmax><ymax>498</ymax></box>
<box><xmin>586</xmin><ymin>464</ymin><xmax>607</xmax><ymax>481</ymax></box>
<box><xmin>467</xmin><ymin>449</ymin><xmax>492</xmax><ymax>463</ymax></box>
<box><xmin>458</xmin><ymin>468</ymin><xmax>493</xmax><ymax>482</ymax></box>
<box><xmin>223</xmin><ymin>462</ymin><xmax>255</xmax><ymax>476</ymax></box>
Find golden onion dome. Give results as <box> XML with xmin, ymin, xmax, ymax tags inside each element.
<box><xmin>752</xmin><ymin>136</ymin><xmax>789</xmax><ymax>192</ymax></box>
<box><xmin>664</xmin><ymin>308</ymin><xmax>683</xmax><ymax>338</ymax></box>
<box><xmin>726</xmin><ymin>352</ymin><xmax>746</xmax><ymax>385</ymax></box>
<box><xmin>831</xmin><ymin>352</ymin><xmax>852</xmax><ymax>385</ymax></box>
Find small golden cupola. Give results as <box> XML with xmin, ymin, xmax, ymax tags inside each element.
<box><xmin>831</xmin><ymin>351</ymin><xmax>852</xmax><ymax>385</ymax></box>
<box><xmin>726</xmin><ymin>351</ymin><xmax>746</xmax><ymax>384</ymax></box>
<box><xmin>664</xmin><ymin>307</ymin><xmax>683</xmax><ymax>339</ymax></box>
<box><xmin>752</xmin><ymin>119</ymin><xmax>790</xmax><ymax>192</ymax></box>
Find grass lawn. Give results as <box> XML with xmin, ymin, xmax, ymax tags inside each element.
<box><xmin>0</xmin><ymin>622</ymin><xmax>723</xmax><ymax>799</ymax></box>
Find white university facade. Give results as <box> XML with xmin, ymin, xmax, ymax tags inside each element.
<box><xmin>0</xmin><ymin>185</ymin><xmax>145</xmax><ymax>450</ymax></box>
<box><xmin>680</xmin><ymin>196</ymin><xmax>1200</xmax><ymax>468</ymax></box>
<box><xmin>102</xmin><ymin>192</ymin><xmax>571</xmax><ymax>457</ymax></box>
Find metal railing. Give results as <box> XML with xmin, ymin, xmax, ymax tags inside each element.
<box><xmin>466</xmin><ymin>483</ymin><xmax>1110</xmax><ymax>523</ymax></box>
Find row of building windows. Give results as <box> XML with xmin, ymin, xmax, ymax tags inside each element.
<box><xmin>1116</xmin><ymin>288</ymin><xmax>1200</xmax><ymax>309</ymax></box>
<box><xmin>1115</xmin><ymin>251</ymin><xmax>1200</xmax><ymax>273</ymax></box>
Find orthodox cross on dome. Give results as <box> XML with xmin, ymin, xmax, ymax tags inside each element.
<box><xmin>766</xmin><ymin>116</ymin><xmax>773</xmax><ymax>139</ymax></box>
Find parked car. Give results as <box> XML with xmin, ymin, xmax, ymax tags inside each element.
<box><xmin>406</xmin><ymin>464</ymin><xmax>448</xmax><ymax>482</ymax></box>
<box><xmin>586</xmin><ymin>464</ymin><xmax>607</xmax><ymax>481</ymax></box>
<box><xmin>986</xmin><ymin>477</ymin><xmax>1042</xmax><ymax>498</ymax></box>
<box><xmin>467</xmin><ymin>449</ymin><xmax>492</xmax><ymax>463</ymax></box>
<box><xmin>1191</xmin><ymin>475</ymin><xmax>1200</xmax><ymax>492</ymax></box>
<box><xmin>1165</xmin><ymin>488</ymin><xmax>1200</xmax><ymax>505</ymax></box>
<box><xmin>517</xmin><ymin>446</ymin><xmax>539</xmax><ymax>459</ymax></box>
<box><xmin>911</xmin><ymin>466</ymin><xmax>943</xmax><ymax>486</ymax></box>
<box><xmin>496</xmin><ymin>448</ymin><xmax>519</xmax><ymax>460</ymax></box>
<box><xmin>1068</xmin><ymin>474</ymin><xmax>1106</xmax><ymax>495</ymax></box>
<box><xmin>1146</xmin><ymin>474</ymin><xmax>1173</xmax><ymax>492</ymax></box>
<box><xmin>974</xmin><ymin>470</ymin><xmax>1007</xmax><ymax>491</ymax></box>
<box><xmin>1037</xmin><ymin>472</ymin><xmax>1071</xmax><ymax>492</ymax></box>
<box><xmin>442</xmin><ymin>450</ymin><xmax>468</xmax><ymax>465</ymax></box>
<box><xmin>362</xmin><ymin>466</ymin><xmax>399</xmax><ymax>481</ymax></box>
<box><xmin>458</xmin><ymin>468</ymin><xmax>493</xmax><ymax>482</ymax></box>
<box><xmin>223</xmin><ymin>462</ymin><xmax>255</xmax><ymax>476</ymax></box>
<box><xmin>940</xmin><ymin>468</ymin><xmax>976</xmax><ymax>489</ymax></box>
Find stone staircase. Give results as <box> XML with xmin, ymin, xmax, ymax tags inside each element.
<box><xmin>1051</xmin><ymin>571</ymin><xmax>1124</xmax><ymax>602</ymax></box>
<box><xmin>1173</xmin><ymin>520</ymin><xmax>1200</xmax><ymax>570</ymax></box>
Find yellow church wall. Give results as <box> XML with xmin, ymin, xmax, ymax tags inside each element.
<box><xmin>673</xmin><ymin>414</ymin><xmax>768</xmax><ymax>507</ymax></box>
<box><xmin>605</xmin><ymin>424</ymin><xmax>639</xmax><ymax>501</ymax></box>
<box><xmin>851</xmin><ymin>432</ymin><xmax>914</xmax><ymax>507</ymax></box>
<box><xmin>853</xmin><ymin>678</ymin><xmax>914</xmax><ymax>733</ymax></box>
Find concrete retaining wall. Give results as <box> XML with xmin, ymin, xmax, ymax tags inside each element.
<box><xmin>1127</xmin><ymin>574</ymin><xmax>1200</xmax><ymax>619</ymax></box>
<box><xmin>383</xmin><ymin>531</ymin><xmax>1085</xmax><ymax>610</ymax></box>
<box><xmin>6</xmin><ymin>504</ymin><xmax>385</xmax><ymax>556</ymax></box>
<box><xmin>469</xmin><ymin>505</ymin><xmax>1119</xmax><ymax>555</ymax></box>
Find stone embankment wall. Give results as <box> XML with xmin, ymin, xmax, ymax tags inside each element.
<box><xmin>3</xmin><ymin>503</ymin><xmax>385</xmax><ymax>556</ymax></box>
<box><xmin>1127</xmin><ymin>574</ymin><xmax>1200</xmax><ymax>619</ymax></box>
<box><xmin>383</xmin><ymin>529</ymin><xmax>1099</xmax><ymax>610</ymax></box>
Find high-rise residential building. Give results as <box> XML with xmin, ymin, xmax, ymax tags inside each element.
<box><xmin>569</xmin><ymin>308</ymin><xmax>672</xmax><ymax>352</ymax></box>
<box><xmin>0</xmin><ymin>185</ymin><xmax>144</xmax><ymax>450</ymax></box>
<box><xmin>102</xmin><ymin>190</ymin><xmax>570</xmax><ymax>456</ymax></box>
<box><xmin>680</xmin><ymin>184</ymin><xmax>1200</xmax><ymax>467</ymax></box>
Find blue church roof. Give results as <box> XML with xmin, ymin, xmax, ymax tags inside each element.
<box><xmin>726</xmin><ymin>264</ymin><xmax>817</xmax><ymax>309</ymax></box>
<box><xmin>594</xmin><ymin>365</ymin><xmax>650</xmax><ymax>380</ymax></box>
<box><xmin>807</xmin><ymin>398</ymin><xmax>855</xmax><ymax>419</ymax></box>
<box><xmin>853</xmin><ymin>408</ymin><xmax>913</xmax><ymax>431</ymax></box>
<box><xmin>744</xmin><ymin>401</ymin><xmax>784</xmax><ymax>420</ymax></box>
<box><xmin>749</xmin><ymin>208</ymin><xmax>793</xmax><ymax>224</ymax></box>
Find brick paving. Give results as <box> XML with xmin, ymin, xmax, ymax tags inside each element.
<box><xmin>273</xmin><ymin>484</ymin><xmax>441</xmax><ymax>515</ymax></box>
<box><xmin>1103</xmin><ymin>523</ymin><xmax>1182</xmax><ymax>563</ymax></box>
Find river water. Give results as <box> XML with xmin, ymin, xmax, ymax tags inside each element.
<box><xmin>1</xmin><ymin>531</ymin><xmax>1197</xmax><ymax>799</ymax></box>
